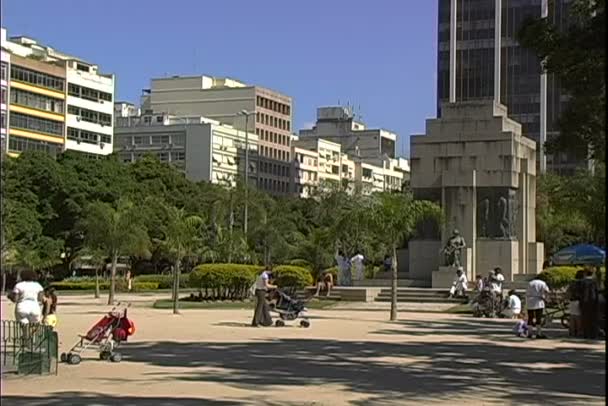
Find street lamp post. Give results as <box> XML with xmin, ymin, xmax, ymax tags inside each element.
<box><xmin>238</xmin><ymin>110</ymin><xmax>256</xmax><ymax>235</ymax></box>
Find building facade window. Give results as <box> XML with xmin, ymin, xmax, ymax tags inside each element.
<box><xmin>67</xmin><ymin>127</ymin><xmax>111</xmax><ymax>144</ymax></box>
<box><xmin>10</xmin><ymin>112</ymin><xmax>64</xmax><ymax>136</ymax></box>
<box><xmin>11</xmin><ymin>88</ymin><xmax>65</xmax><ymax>114</ymax></box>
<box><xmin>0</xmin><ymin>62</ymin><xmax>7</xmax><ymax>81</ymax></box>
<box><xmin>68</xmin><ymin>83</ymin><xmax>112</xmax><ymax>103</ymax></box>
<box><xmin>8</xmin><ymin>135</ymin><xmax>61</xmax><ymax>156</ymax></box>
<box><xmin>10</xmin><ymin>65</ymin><xmax>64</xmax><ymax>92</ymax></box>
<box><xmin>68</xmin><ymin>105</ymin><xmax>112</xmax><ymax>126</ymax></box>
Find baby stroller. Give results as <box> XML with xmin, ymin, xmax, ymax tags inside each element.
<box><xmin>61</xmin><ymin>302</ymin><xmax>135</xmax><ymax>365</ymax></box>
<box><xmin>471</xmin><ymin>290</ymin><xmax>500</xmax><ymax>318</ymax></box>
<box><xmin>267</xmin><ymin>289</ymin><xmax>311</xmax><ymax>328</ymax></box>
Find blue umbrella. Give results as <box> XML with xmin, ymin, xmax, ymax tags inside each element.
<box><xmin>551</xmin><ymin>244</ymin><xmax>606</xmax><ymax>266</ymax></box>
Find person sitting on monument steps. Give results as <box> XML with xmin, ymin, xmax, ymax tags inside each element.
<box><xmin>443</xmin><ymin>229</ymin><xmax>466</xmax><ymax>268</ymax></box>
<box><xmin>449</xmin><ymin>267</ymin><xmax>468</xmax><ymax>298</ymax></box>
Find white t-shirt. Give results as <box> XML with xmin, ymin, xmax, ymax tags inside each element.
<box><xmin>453</xmin><ymin>274</ymin><xmax>468</xmax><ymax>287</ymax></box>
<box><xmin>526</xmin><ymin>279</ymin><xmax>550</xmax><ymax>310</ymax></box>
<box><xmin>255</xmin><ymin>271</ymin><xmax>270</xmax><ymax>290</ymax></box>
<box><xmin>491</xmin><ymin>273</ymin><xmax>505</xmax><ymax>293</ymax></box>
<box><xmin>13</xmin><ymin>281</ymin><xmax>43</xmax><ymax>304</ymax></box>
<box><xmin>508</xmin><ymin>294</ymin><xmax>522</xmax><ymax>314</ymax></box>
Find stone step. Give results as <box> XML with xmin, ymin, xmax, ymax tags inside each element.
<box><xmin>352</xmin><ymin>279</ymin><xmax>430</xmax><ymax>288</ymax></box>
<box><xmin>374</xmin><ymin>271</ymin><xmax>411</xmax><ymax>280</ymax></box>
<box><xmin>375</xmin><ymin>296</ymin><xmax>467</xmax><ymax>304</ymax></box>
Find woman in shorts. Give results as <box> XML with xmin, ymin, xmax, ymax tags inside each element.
<box><xmin>8</xmin><ymin>270</ymin><xmax>44</xmax><ymax>325</ymax></box>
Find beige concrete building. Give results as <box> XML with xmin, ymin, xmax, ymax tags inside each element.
<box><xmin>114</xmin><ymin>111</ymin><xmax>258</xmax><ymax>186</ymax></box>
<box><xmin>140</xmin><ymin>75</ymin><xmax>292</xmax><ymax>195</ymax></box>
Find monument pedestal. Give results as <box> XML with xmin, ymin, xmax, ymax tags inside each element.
<box><xmin>432</xmin><ymin>266</ymin><xmax>458</xmax><ymax>289</ymax></box>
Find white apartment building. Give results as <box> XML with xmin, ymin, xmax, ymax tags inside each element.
<box><xmin>1</xmin><ymin>30</ymin><xmax>9</xmax><ymax>154</ymax></box>
<box><xmin>291</xmin><ymin>146</ymin><xmax>319</xmax><ymax>198</ymax></box>
<box><xmin>114</xmin><ymin>111</ymin><xmax>258</xmax><ymax>186</ymax></box>
<box><xmin>64</xmin><ymin>60</ymin><xmax>114</xmax><ymax>155</ymax></box>
<box><xmin>292</xmin><ymin>135</ymin><xmax>402</xmax><ymax>197</ymax></box>
<box><xmin>2</xmin><ymin>30</ymin><xmax>115</xmax><ymax>156</ymax></box>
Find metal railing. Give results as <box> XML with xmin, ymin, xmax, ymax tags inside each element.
<box><xmin>0</xmin><ymin>320</ymin><xmax>58</xmax><ymax>376</ymax></box>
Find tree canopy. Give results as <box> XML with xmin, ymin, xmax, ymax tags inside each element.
<box><xmin>518</xmin><ymin>0</ymin><xmax>606</xmax><ymax>162</ymax></box>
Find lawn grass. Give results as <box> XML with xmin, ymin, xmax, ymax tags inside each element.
<box><xmin>55</xmin><ymin>289</ymin><xmax>197</xmax><ymax>296</ymax></box>
<box><xmin>152</xmin><ymin>298</ymin><xmax>339</xmax><ymax>310</ymax></box>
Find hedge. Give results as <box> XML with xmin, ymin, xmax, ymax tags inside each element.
<box><xmin>538</xmin><ymin>266</ymin><xmax>605</xmax><ymax>290</ymax></box>
<box><xmin>50</xmin><ymin>281</ymin><xmax>159</xmax><ymax>292</ymax></box>
<box><xmin>134</xmin><ymin>274</ymin><xmax>188</xmax><ymax>289</ymax></box>
<box><xmin>272</xmin><ymin>265</ymin><xmax>313</xmax><ymax>289</ymax></box>
<box><xmin>189</xmin><ymin>264</ymin><xmax>262</xmax><ymax>300</ymax></box>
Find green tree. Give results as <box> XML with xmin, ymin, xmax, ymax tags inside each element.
<box><xmin>160</xmin><ymin>206</ymin><xmax>204</xmax><ymax>314</ymax></box>
<box><xmin>81</xmin><ymin>199</ymin><xmax>150</xmax><ymax>304</ymax></box>
<box><xmin>518</xmin><ymin>0</ymin><xmax>606</xmax><ymax>162</ymax></box>
<box><xmin>370</xmin><ymin>192</ymin><xmax>442</xmax><ymax>321</ymax></box>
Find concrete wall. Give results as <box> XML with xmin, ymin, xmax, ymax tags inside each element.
<box><xmin>397</xmin><ymin>249</ymin><xmax>409</xmax><ymax>273</ymax></box>
<box><xmin>185</xmin><ymin>124</ymin><xmax>212</xmax><ymax>182</ymax></box>
<box><xmin>408</xmin><ymin>240</ymin><xmax>441</xmax><ymax>281</ymax></box>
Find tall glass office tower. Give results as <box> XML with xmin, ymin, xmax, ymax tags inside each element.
<box><xmin>436</xmin><ymin>0</ymin><xmax>581</xmax><ymax>174</ymax></box>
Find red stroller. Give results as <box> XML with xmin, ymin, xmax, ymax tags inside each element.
<box><xmin>61</xmin><ymin>302</ymin><xmax>135</xmax><ymax>365</ymax></box>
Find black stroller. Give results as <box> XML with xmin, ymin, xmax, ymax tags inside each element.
<box><xmin>267</xmin><ymin>289</ymin><xmax>311</xmax><ymax>328</ymax></box>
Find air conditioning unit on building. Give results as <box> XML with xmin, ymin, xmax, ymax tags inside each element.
<box><xmin>100</xmin><ymin>142</ymin><xmax>105</xmax><ymax>149</ymax></box>
<box><xmin>76</xmin><ymin>116</ymin><xmax>81</xmax><ymax>122</ymax></box>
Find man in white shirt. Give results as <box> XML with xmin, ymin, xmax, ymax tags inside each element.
<box><xmin>449</xmin><ymin>268</ymin><xmax>468</xmax><ymax>298</ymax></box>
<box><xmin>526</xmin><ymin>276</ymin><xmax>550</xmax><ymax>338</ymax></box>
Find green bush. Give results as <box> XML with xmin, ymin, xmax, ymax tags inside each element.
<box><xmin>273</xmin><ymin>265</ymin><xmax>313</xmax><ymax>289</ymax></box>
<box><xmin>134</xmin><ymin>274</ymin><xmax>188</xmax><ymax>289</ymax></box>
<box><xmin>50</xmin><ymin>280</ymin><xmax>159</xmax><ymax>291</ymax></box>
<box><xmin>189</xmin><ymin>264</ymin><xmax>263</xmax><ymax>300</ymax></box>
<box><xmin>538</xmin><ymin>266</ymin><xmax>605</xmax><ymax>290</ymax></box>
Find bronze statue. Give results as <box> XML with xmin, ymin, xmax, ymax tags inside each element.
<box><xmin>443</xmin><ymin>229</ymin><xmax>466</xmax><ymax>267</ymax></box>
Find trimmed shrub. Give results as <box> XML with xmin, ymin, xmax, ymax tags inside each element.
<box><xmin>134</xmin><ymin>274</ymin><xmax>188</xmax><ymax>289</ymax></box>
<box><xmin>273</xmin><ymin>265</ymin><xmax>313</xmax><ymax>289</ymax></box>
<box><xmin>538</xmin><ymin>266</ymin><xmax>605</xmax><ymax>290</ymax></box>
<box><xmin>50</xmin><ymin>280</ymin><xmax>159</xmax><ymax>291</ymax></box>
<box><xmin>189</xmin><ymin>264</ymin><xmax>262</xmax><ymax>301</ymax></box>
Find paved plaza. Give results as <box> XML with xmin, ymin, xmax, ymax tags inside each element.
<box><xmin>1</xmin><ymin>294</ymin><xmax>605</xmax><ymax>405</ymax></box>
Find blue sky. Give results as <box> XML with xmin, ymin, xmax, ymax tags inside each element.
<box><xmin>2</xmin><ymin>0</ymin><xmax>438</xmax><ymax>157</ymax></box>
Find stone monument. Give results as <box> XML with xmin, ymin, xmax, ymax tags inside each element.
<box><xmin>408</xmin><ymin>101</ymin><xmax>544</xmax><ymax>287</ymax></box>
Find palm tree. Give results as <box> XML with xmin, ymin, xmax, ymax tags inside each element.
<box><xmin>78</xmin><ymin>248</ymin><xmax>107</xmax><ymax>299</ymax></box>
<box><xmin>81</xmin><ymin>199</ymin><xmax>150</xmax><ymax>305</ymax></box>
<box><xmin>371</xmin><ymin>192</ymin><xmax>442</xmax><ymax>321</ymax></box>
<box><xmin>161</xmin><ymin>206</ymin><xmax>204</xmax><ymax>314</ymax></box>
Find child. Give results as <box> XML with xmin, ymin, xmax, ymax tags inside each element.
<box><xmin>513</xmin><ymin>318</ymin><xmax>529</xmax><ymax>338</ymax></box>
<box><xmin>42</xmin><ymin>287</ymin><xmax>58</xmax><ymax>328</ymax></box>
<box><xmin>504</xmin><ymin>289</ymin><xmax>522</xmax><ymax>319</ymax></box>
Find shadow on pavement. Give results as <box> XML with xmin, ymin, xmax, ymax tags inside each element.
<box><xmin>107</xmin><ymin>325</ymin><xmax>605</xmax><ymax>405</ymax></box>
<box><xmin>1</xmin><ymin>393</ymin><xmax>240</xmax><ymax>406</ymax></box>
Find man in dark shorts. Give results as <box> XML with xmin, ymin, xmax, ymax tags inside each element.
<box><xmin>579</xmin><ymin>268</ymin><xmax>599</xmax><ymax>339</ymax></box>
<box><xmin>525</xmin><ymin>275</ymin><xmax>550</xmax><ymax>339</ymax></box>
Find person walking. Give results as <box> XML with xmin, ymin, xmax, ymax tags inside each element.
<box><xmin>579</xmin><ymin>268</ymin><xmax>599</xmax><ymax>339</ymax></box>
<box><xmin>251</xmin><ymin>267</ymin><xmax>276</xmax><ymax>327</ymax></box>
<box><xmin>7</xmin><ymin>270</ymin><xmax>44</xmax><ymax>325</ymax></box>
<box><xmin>335</xmin><ymin>250</ymin><xmax>350</xmax><ymax>286</ymax></box>
<box><xmin>525</xmin><ymin>275</ymin><xmax>550</xmax><ymax>339</ymax></box>
<box><xmin>42</xmin><ymin>286</ymin><xmax>58</xmax><ymax>328</ymax></box>
<box><xmin>567</xmin><ymin>270</ymin><xmax>584</xmax><ymax>337</ymax></box>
